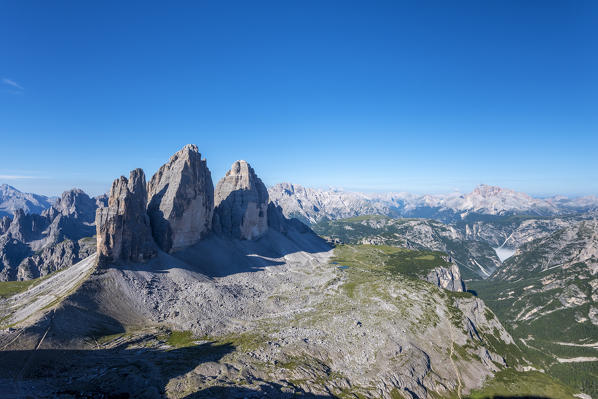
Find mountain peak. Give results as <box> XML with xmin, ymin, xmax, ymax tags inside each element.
<box><xmin>213</xmin><ymin>160</ymin><xmax>269</xmax><ymax>240</ymax></box>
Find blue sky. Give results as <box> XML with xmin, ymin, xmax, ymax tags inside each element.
<box><xmin>1</xmin><ymin>1</ymin><xmax>596</xmax><ymax>197</ymax></box>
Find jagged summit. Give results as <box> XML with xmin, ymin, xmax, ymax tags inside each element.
<box><xmin>42</xmin><ymin>188</ymin><xmax>97</xmax><ymax>223</ymax></box>
<box><xmin>94</xmin><ymin>147</ymin><xmax>309</xmax><ymax>264</ymax></box>
<box><xmin>96</xmin><ymin>168</ymin><xmax>157</xmax><ymax>265</ymax></box>
<box><xmin>213</xmin><ymin>160</ymin><xmax>269</xmax><ymax>240</ymax></box>
<box><xmin>147</xmin><ymin>144</ymin><xmax>214</xmax><ymax>252</ymax></box>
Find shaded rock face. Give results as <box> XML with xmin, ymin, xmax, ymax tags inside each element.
<box><xmin>42</xmin><ymin>188</ymin><xmax>97</xmax><ymax>224</ymax></box>
<box><xmin>0</xmin><ymin>188</ymin><xmax>104</xmax><ymax>281</ymax></box>
<box><xmin>267</xmin><ymin>202</ymin><xmax>310</xmax><ymax>235</ymax></box>
<box><xmin>0</xmin><ymin>235</ymin><xmax>31</xmax><ymax>281</ymax></box>
<box><xmin>96</xmin><ymin>169</ymin><xmax>157</xmax><ymax>264</ymax></box>
<box><xmin>16</xmin><ymin>237</ymin><xmax>95</xmax><ymax>280</ymax></box>
<box><xmin>147</xmin><ymin>144</ymin><xmax>214</xmax><ymax>252</ymax></box>
<box><xmin>213</xmin><ymin>160</ymin><xmax>269</xmax><ymax>240</ymax></box>
<box><xmin>5</xmin><ymin>209</ymin><xmax>49</xmax><ymax>243</ymax></box>
<box><xmin>0</xmin><ymin>216</ymin><xmax>11</xmax><ymax>235</ymax></box>
<box><xmin>425</xmin><ymin>264</ymin><xmax>465</xmax><ymax>292</ymax></box>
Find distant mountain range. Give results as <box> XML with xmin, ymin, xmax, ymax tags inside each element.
<box><xmin>0</xmin><ymin>184</ymin><xmax>55</xmax><ymax>217</ymax></box>
<box><xmin>269</xmin><ymin>183</ymin><xmax>598</xmax><ymax>224</ymax></box>
<box><xmin>3</xmin><ymin>181</ymin><xmax>596</xmax><ymax>226</ymax></box>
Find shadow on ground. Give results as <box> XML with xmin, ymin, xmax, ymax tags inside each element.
<box><xmin>0</xmin><ymin>341</ymin><xmax>235</xmax><ymax>398</ymax></box>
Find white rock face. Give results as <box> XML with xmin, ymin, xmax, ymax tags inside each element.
<box><xmin>425</xmin><ymin>264</ymin><xmax>465</xmax><ymax>292</ymax></box>
<box><xmin>147</xmin><ymin>144</ymin><xmax>214</xmax><ymax>252</ymax></box>
<box><xmin>213</xmin><ymin>160</ymin><xmax>268</xmax><ymax>240</ymax></box>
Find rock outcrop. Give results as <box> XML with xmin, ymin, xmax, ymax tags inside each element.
<box><xmin>5</xmin><ymin>209</ymin><xmax>49</xmax><ymax>243</ymax></box>
<box><xmin>147</xmin><ymin>144</ymin><xmax>214</xmax><ymax>252</ymax></box>
<box><xmin>96</xmin><ymin>169</ymin><xmax>156</xmax><ymax>264</ymax></box>
<box><xmin>213</xmin><ymin>160</ymin><xmax>269</xmax><ymax>240</ymax></box>
<box><xmin>425</xmin><ymin>263</ymin><xmax>465</xmax><ymax>292</ymax></box>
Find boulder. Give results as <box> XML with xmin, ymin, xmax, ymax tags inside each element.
<box><xmin>213</xmin><ymin>160</ymin><xmax>268</xmax><ymax>240</ymax></box>
<box><xmin>147</xmin><ymin>144</ymin><xmax>214</xmax><ymax>252</ymax></box>
<box><xmin>96</xmin><ymin>168</ymin><xmax>157</xmax><ymax>264</ymax></box>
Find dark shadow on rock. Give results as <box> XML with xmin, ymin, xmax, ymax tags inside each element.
<box><xmin>183</xmin><ymin>383</ymin><xmax>334</xmax><ymax>398</ymax></box>
<box><xmin>163</xmin><ymin>227</ymin><xmax>330</xmax><ymax>278</ymax></box>
<box><xmin>0</xmin><ymin>341</ymin><xmax>235</xmax><ymax>398</ymax></box>
<box><xmin>147</xmin><ymin>184</ymin><xmax>173</xmax><ymax>252</ymax></box>
<box><xmin>114</xmin><ymin>204</ymin><xmax>331</xmax><ymax>279</ymax></box>
<box><xmin>465</xmin><ymin>397</ymin><xmax>554</xmax><ymax>399</ymax></box>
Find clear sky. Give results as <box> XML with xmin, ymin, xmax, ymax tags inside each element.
<box><xmin>1</xmin><ymin>1</ymin><xmax>596</xmax><ymax>197</ymax></box>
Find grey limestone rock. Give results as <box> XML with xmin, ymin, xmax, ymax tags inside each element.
<box><xmin>425</xmin><ymin>263</ymin><xmax>465</xmax><ymax>292</ymax></box>
<box><xmin>147</xmin><ymin>144</ymin><xmax>214</xmax><ymax>252</ymax></box>
<box><xmin>0</xmin><ymin>216</ymin><xmax>11</xmax><ymax>235</ymax></box>
<box><xmin>96</xmin><ymin>168</ymin><xmax>157</xmax><ymax>264</ymax></box>
<box><xmin>213</xmin><ymin>160</ymin><xmax>268</xmax><ymax>240</ymax></box>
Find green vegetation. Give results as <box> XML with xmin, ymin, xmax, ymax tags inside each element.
<box><xmin>331</xmin><ymin>244</ymin><xmax>450</xmax><ymax>280</ymax></box>
<box><xmin>314</xmin><ymin>215</ymin><xmax>500</xmax><ymax>280</ymax></box>
<box><xmin>0</xmin><ymin>279</ymin><xmax>39</xmax><ymax>298</ymax></box>
<box><xmin>0</xmin><ymin>270</ymin><xmax>60</xmax><ymax>298</ymax></box>
<box><xmin>466</xmin><ymin>369</ymin><xmax>576</xmax><ymax>399</ymax></box>
<box><xmin>158</xmin><ymin>330</ymin><xmax>197</xmax><ymax>348</ymax></box>
<box><xmin>469</xmin><ymin>258</ymin><xmax>598</xmax><ymax>397</ymax></box>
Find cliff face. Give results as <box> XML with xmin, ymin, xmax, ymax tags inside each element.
<box><xmin>425</xmin><ymin>263</ymin><xmax>465</xmax><ymax>292</ymax></box>
<box><xmin>0</xmin><ymin>188</ymin><xmax>103</xmax><ymax>281</ymax></box>
<box><xmin>147</xmin><ymin>144</ymin><xmax>214</xmax><ymax>252</ymax></box>
<box><xmin>213</xmin><ymin>160</ymin><xmax>269</xmax><ymax>240</ymax></box>
<box><xmin>96</xmin><ymin>168</ymin><xmax>157</xmax><ymax>264</ymax></box>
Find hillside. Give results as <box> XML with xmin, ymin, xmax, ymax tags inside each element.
<box><xmin>470</xmin><ymin>220</ymin><xmax>598</xmax><ymax>397</ymax></box>
<box><xmin>1</xmin><ymin>238</ymin><xmax>573</xmax><ymax>398</ymax></box>
<box><xmin>313</xmin><ymin>215</ymin><xmax>501</xmax><ymax>279</ymax></box>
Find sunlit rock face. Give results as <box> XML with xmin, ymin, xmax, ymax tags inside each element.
<box><xmin>96</xmin><ymin>168</ymin><xmax>157</xmax><ymax>264</ymax></box>
<box><xmin>147</xmin><ymin>144</ymin><xmax>214</xmax><ymax>252</ymax></box>
<box><xmin>213</xmin><ymin>160</ymin><xmax>269</xmax><ymax>240</ymax></box>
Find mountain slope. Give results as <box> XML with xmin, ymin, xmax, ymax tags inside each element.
<box><xmin>0</xmin><ymin>236</ymin><xmax>537</xmax><ymax>398</ymax></box>
<box><xmin>0</xmin><ymin>184</ymin><xmax>53</xmax><ymax>217</ymax></box>
<box><xmin>313</xmin><ymin>215</ymin><xmax>501</xmax><ymax>279</ymax></box>
<box><xmin>470</xmin><ymin>220</ymin><xmax>598</xmax><ymax>397</ymax></box>
<box><xmin>0</xmin><ymin>189</ymin><xmax>103</xmax><ymax>281</ymax></box>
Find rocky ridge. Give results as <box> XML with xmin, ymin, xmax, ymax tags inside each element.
<box><xmin>268</xmin><ymin>183</ymin><xmax>598</xmax><ymax>224</ymax></box>
<box><xmin>0</xmin><ymin>188</ymin><xmax>102</xmax><ymax>281</ymax></box>
<box><xmin>425</xmin><ymin>263</ymin><xmax>465</xmax><ymax>292</ymax></box>
<box><xmin>0</xmin><ymin>184</ymin><xmax>54</xmax><ymax>217</ymax></box>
